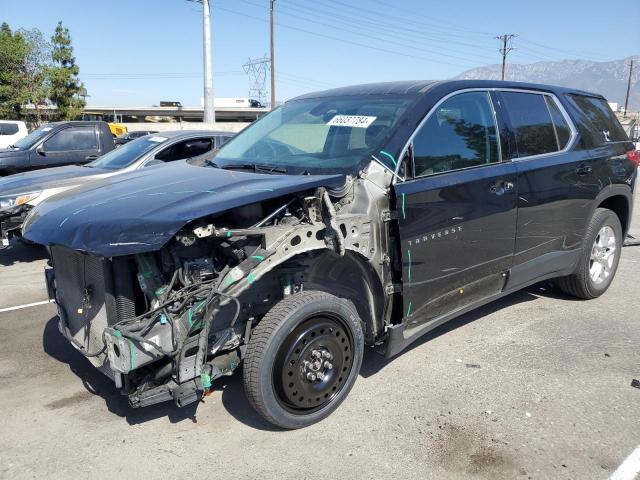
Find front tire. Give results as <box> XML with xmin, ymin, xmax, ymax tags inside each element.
<box><xmin>556</xmin><ymin>208</ymin><xmax>622</xmax><ymax>299</ymax></box>
<box><xmin>243</xmin><ymin>291</ymin><xmax>364</xmax><ymax>429</ymax></box>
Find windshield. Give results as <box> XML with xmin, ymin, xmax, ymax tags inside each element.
<box><xmin>12</xmin><ymin>125</ymin><xmax>53</xmax><ymax>149</ymax></box>
<box><xmin>213</xmin><ymin>94</ymin><xmax>415</xmax><ymax>174</ymax></box>
<box><xmin>89</xmin><ymin>135</ymin><xmax>167</xmax><ymax>170</ymax></box>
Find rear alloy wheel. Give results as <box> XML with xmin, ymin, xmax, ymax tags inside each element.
<box><xmin>243</xmin><ymin>291</ymin><xmax>364</xmax><ymax>429</ymax></box>
<box><xmin>556</xmin><ymin>208</ymin><xmax>622</xmax><ymax>299</ymax></box>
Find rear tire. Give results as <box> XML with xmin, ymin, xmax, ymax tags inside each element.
<box><xmin>556</xmin><ymin>208</ymin><xmax>622</xmax><ymax>299</ymax></box>
<box><xmin>243</xmin><ymin>291</ymin><xmax>364</xmax><ymax>429</ymax></box>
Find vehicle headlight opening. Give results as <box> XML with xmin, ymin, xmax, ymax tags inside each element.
<box><xmin>0</xmin><ymin>191</ymin><xmax>41</xmax><ymax>212</ymax></box>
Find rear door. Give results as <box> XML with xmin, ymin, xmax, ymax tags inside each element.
<box><xmin>394</xmin><ymin>90</ymin><xmax>517</xmax><ymax>327</ymax></box>
<box><xmin>35</xmin><ymin>125</ymin><xmax>100</xmax><ymax>168</ymax></box>
<box><xmin>497</xmin><ymin>90</ymin><xmax>595</xmax><ymax>288</ymax></box>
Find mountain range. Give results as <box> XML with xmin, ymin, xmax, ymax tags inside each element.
<box><xmin>455</xmin><ymin>55</ymin><xmax>639</xmax><ymax>111</ymax></box>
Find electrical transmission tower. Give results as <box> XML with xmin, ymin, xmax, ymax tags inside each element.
<box><xmin>243</xmin><ymin>56</ymin><xmax>270</xmax><ymax>107</ymax></box>
<box><xmin>495</xmin><ymin>34</ymin><xmax>517</xmax><ymax>81</ymax></box>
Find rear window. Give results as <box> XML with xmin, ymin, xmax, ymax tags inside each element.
<box><xmin>567</xmin><ymin>94</ymin><xmax>627</xmax><ymax>145</ymax></box>
<box><xmin>502</xmin><ymin>92</ymin><xmax>558</xmax><ymax>158</ymax></box>
<box><xmin>0</xmin><ymin>123</ymin><xmax>19</xmax><ymax>135</ymax></box>
<box><xmin>544</xmin><ymin>96</ymin><xmax>572</xmax><ymax>149</ymax></box>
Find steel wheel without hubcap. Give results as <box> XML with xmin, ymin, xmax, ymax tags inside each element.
<box><xmin>589</xmin><ymin>225</ymin><xmax>616</xmax><ymax>285</ymax></box>
<box><xmin>273</xmin><ymin>316</ymin><xmax>354</xmax><ymax>414</ymax></box>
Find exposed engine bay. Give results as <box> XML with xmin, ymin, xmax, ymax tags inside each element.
<box><xmin>47</xmin><ymin>167</ymin><xmax>394</xmax><ymax>409</ymax></box>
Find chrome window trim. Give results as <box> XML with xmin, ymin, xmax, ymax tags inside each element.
<box><xmin>396</xmin><ymin>88</ymin><xmax>503</xmax><ymax>182</ymax></box>
<box><xmin>393</xmin><ymin>87</ymin><xmax>579</xmax><ymax>183</ymax></box>
<box><xmin>500</xmin><ymin>89</ymin><xmax>578</xmax><ymax>162</ymax></box>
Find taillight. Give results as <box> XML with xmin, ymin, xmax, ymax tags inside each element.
<box><xmin>627</xmin><ymin>149</ymin><xmax>639</xmax><ymax>167</ymax></box>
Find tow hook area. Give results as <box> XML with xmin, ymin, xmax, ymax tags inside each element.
<box><xmin>127</xmin><ymin>349</ymin><xmax>240</xmax><ymax>408</ymax></box>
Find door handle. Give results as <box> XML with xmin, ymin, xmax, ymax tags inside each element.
<box><xmin>489</xmin><ymin>180</ymin><xmax>514</xmax><ymax>195</ymax></box>
<box><xmin>85</xmin><ymin>154</ymin><xmax>98</xmax><ymax>160</ymax></box>
<box><xmin>576</xmin><ymin>164</ymin><xmax>592</xmax><ymax>176</ymax></box>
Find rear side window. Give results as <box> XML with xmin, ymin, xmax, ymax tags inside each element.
<box><xmin>155</xmin><ymin>137</ymin><xmax>214</xmax><ymax>162</ymax></box>
<box><xmin>544</xmin><ymin>96</ymin><xmax>572</xmax><ymax>149</ymax></box>
<box><xmin>501</xmin><ymin>92</ymin><xmax>558</xmax><ymax>158</ymax></box>
<box><xmin>567</xmin><ymin>94</ymin><xmax>627</xmax><ymax>144</ymax></box>
<box><xmin>45</xmin><ymin>126</ymin><xmax>98</xmax><ymax>151</ymax></box>
<box><xmin>0</xmin><ymin>123</ymin><xmax>19</xmax><ymax>135</ymax></box>
<box><xmin>412</xmin><ymin>91</ymin><xmax>500</xmax><ymax>177</ymax></box>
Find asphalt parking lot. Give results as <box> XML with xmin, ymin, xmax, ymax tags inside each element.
<box><xmin>0</xmin><ymin>197</ymin><xmax>639</xmax><ymax>480</ymax></box>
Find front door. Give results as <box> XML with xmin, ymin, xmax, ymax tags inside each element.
<box><xmin>394</xmin><ymin>90</ymin><xmax>517</xmax><ymax>328</ymax></box>
<box><xmin>33</xmin><ymin>126</ymin><xmax>100</xmax><ymax>168</ymax></box>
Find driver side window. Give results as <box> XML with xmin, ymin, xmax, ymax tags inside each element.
<box><xmin>412</xmin><ymin>91</ymin><xmax>500</xmax><ymax>178</ymax></box>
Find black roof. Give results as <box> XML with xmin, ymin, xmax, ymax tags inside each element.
<box><xmin>290</xmin><ymin>79</ymin><xmax>602</xmax><ymax>102</ymax></box>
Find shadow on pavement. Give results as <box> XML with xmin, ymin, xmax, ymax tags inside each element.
<box><xmin>360</xmin><ymin>285</ymin><xmax>550</xmax><ymax>378</ymax></box>
<box><xmin>42</xmin><ymin>316</ymin><xmax>198</xmax><ymax>425</ymax></box>
<box><xmin>0</xmin><ymin>239</ymin><xmax>47</xmax><ymax>266</ymax></box>
<box><xmin>41</xmin><ymin>281</ymin><xmax>564</xmax><ymax>430</ymax></box>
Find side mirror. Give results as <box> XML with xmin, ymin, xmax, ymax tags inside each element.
<box><xmin>144</xmin><ymin>159</ymin><xmax>164</xmax><ymax>168</ymax></box>
<box><xmin>36</xmin><ymin>144</ymin><xmax>46</xmax><ymax>156</ymax></box>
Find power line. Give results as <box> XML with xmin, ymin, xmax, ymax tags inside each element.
<box><xmin>275</xmin><ymin>0</ymin><xmax>497</xmax><ymax>63</ymax></box>
<box><xmin>496</xmin><ymin>34</ymin><xmax>517</xmax><ymax>80</ymax></box>
<box><xmin>215</xmin><ymin>4</ymin><xmax>477</xmax><ymax>69</ymax></box>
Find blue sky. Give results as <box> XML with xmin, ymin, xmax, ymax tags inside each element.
<box><xmin>3</xmin><ymin>0</ymin><xmax>639</xmax><ymax>106</ymax></box>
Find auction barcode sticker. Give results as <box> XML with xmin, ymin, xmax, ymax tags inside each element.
<box><xmin>326</xmin><ymin>115</ymin><xmax>377</xmax><ymax>128</ymax></box>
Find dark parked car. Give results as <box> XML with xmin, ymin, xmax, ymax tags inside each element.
<box><xmin>23</xmin><ymin>80</ymin><xmax>637</xmax><ymax>429</ymax></box>
<box><xmin>0</xmin><ymin>121</ymin><xmax>115</xmax><ymax>176</ymax></box>
<box><xmin>114</xmin><ymin>130</ymin><xmax>159</xmax><ymax>146</ymax></box>
<box><xmin>0</xmin><ymin>130</ymin><xmax>234</xmax><ymax>247</ymax></box>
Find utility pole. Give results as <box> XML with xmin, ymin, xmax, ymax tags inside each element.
<box><xmin>270</xmin><ymin>0</ymin><xmax>276</xmax><ymax>109</ymax></box>
<box><xmin>495</xmin><ymin>34</ymin><xmax>517</xmax><ymax>81</ymax></box>
<box><xmin>201</xmin><ymin>0</ymin><xmax>215</xmax><ymax>123</ymax></box>
<box><xmin>624</xmin><ymin>59</ymin><xmax>634</xmax><ymax>118</ymax></box>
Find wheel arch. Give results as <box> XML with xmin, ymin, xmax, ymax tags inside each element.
<box><xmin>593</xmin><ymin>186</ymin><xmax>633</xmax><ymax>236</ymax></box>
<box><xmin>265</xmin><ymin>249</ymin><xmax>386</xmax><ymax>344</ymax></box>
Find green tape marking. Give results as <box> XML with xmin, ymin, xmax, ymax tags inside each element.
<box><xmin>401</xmin><ymin>193</ymin><xmax>406</xmax><ymax>220</ymax></box>
<box><xmin>187</xmin><ymin>308</ymin><xmax>193</xmax><ymax>327</ymax></box>
<box><xmin>406</xmin><ymin>301</ymin><xmax>413</xmax><ymax>318</ymax></box>
<box><xmin>129</xmin><ymin>340</ymin><xmax>135</xmax><ymax>370</ymax></box>
<box><xmin>251</xmin><ymin>255</ymin><xmax>265</xmax><ymax>261</ymax></box>
<box><xmin>226</xmin><ymin>231</ymin><xmax>233</xmax><ymax>238</ymax></box>
<box><xmin>247</xmin><ymin>272</ymin><xmax>256</xmax><ymax>284</ymax></box>
<box><xmin>380</xmin><ymin>150</ymin><xmax>397</xmax><ymax>167</ymax></box>
<box><xmin>194</xmin><ymin>300</ymin><xmax>207</xmax><ymax>313</ymax></box>
<box><xmin>407</xmin><ymin>249</ymin><xmax>412</xmax><ymax>285</ymax></box>
<box><xmin>201</xmin><ymin>373</ymin><xmax>212</xmax><ymax>389</ymax></box>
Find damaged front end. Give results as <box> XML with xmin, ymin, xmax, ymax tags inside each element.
<box><xmin>46</xmin><ymin>178</ymin><xmax>389</xmax><ymax>409</ymax></box>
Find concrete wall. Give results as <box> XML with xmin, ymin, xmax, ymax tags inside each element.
<box><xmin>123</xmin><ymin>121</ymin><xmax>250</xmax><ymax>133</ymax></box>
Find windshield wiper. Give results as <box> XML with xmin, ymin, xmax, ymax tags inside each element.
<box><xmin>222</xmin><ymin>163</ymin><xmax>288</xmax><ymax>174</ymax></box>
<box><xmin>204</xmin><ymin>159</ymin><xmax>220</xmax><ymax>168</ymax></box>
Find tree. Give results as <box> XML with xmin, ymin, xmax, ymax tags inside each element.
<box><xmin>19</xmin><ymin>28</ymin><xmax>51</xmax><ymax>125</ymax></box>
<box><xmin>0</xmin><ymin>22</ymin><xmax>30</xmax><ymax>119</ymax></box>
<box><xmin>48</xmin><ymin>21</ymin><xmax>85</xmax><ymax>121</ymax></box>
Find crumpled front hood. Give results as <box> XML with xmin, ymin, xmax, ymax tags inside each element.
<box><xmin>0</xmin><ymin>165</ymin><xmax>108</xmax><ymax>196</ymax></box>
<box><xmin>23</xmin><ymin>161</ymin><xmax>345</xmax><ymax>257</ymax></box>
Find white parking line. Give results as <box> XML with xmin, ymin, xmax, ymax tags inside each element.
<box><xmin>610</xmin><ymin>446</ymin><xmax>640</xmax><ymax>480</ymax></box>
<box><xmin>0</xmin><ymin>299</ymin><xmax>54</xmax><ymax>313</ymax></box>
